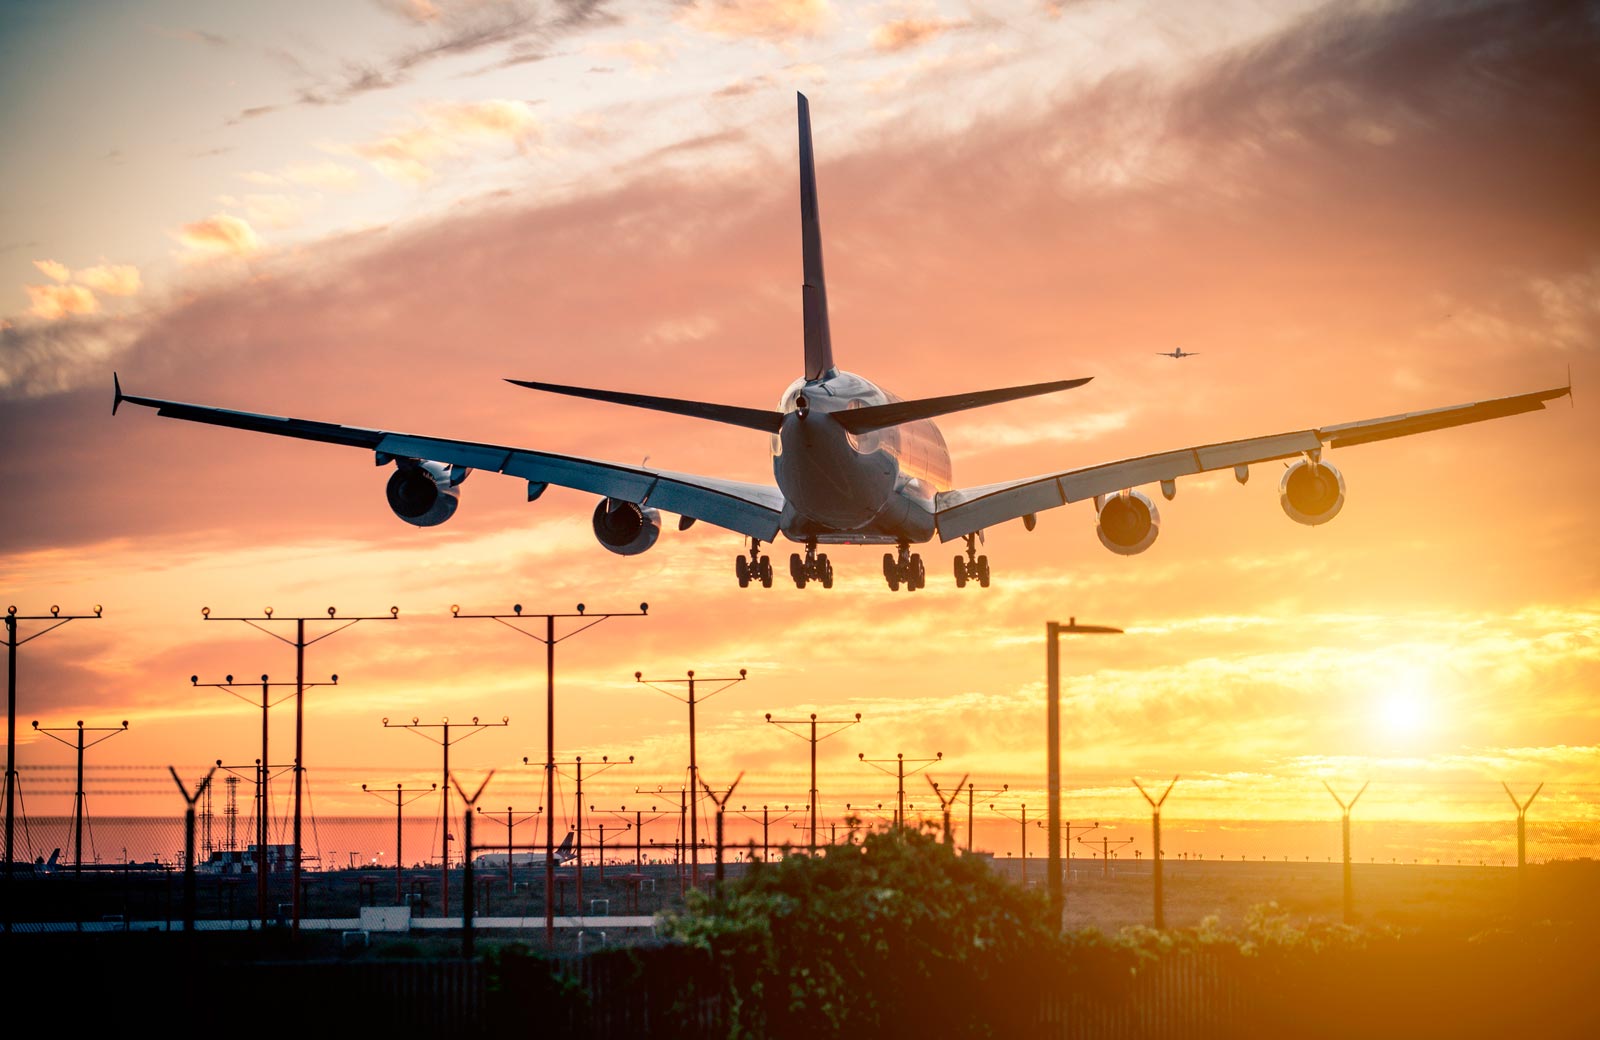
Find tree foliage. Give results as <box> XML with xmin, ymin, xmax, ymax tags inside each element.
<box><xmin>657</xmin><ymin>823</ymin><xmax>1070</xmax><ymax>1037</ymax></box>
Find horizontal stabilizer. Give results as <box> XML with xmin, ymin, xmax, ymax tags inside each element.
<box><xmin>507</xmin><ymin>379</ymin><xmax>784</xmax><ymax>433</ymax></box>
<box><xmin>832</xmin><ymin>377</ymin><xmax>1093</xmax><ymax>435</ymax></box>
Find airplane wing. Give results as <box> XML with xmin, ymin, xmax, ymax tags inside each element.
<box><xmin>113</xmin><ymin>378</ymin><xmax>784</xmax><ymax>541</ymax></box>
<box><xmin>934</xmin><ymin>382</ymin><xmax>1571</xmax><ymax>541</ymax></box>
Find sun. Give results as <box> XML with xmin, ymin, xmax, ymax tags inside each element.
<box><xmin>1373</xmin><ymin>663</ymin><xmax>1434</xmax><ymax>739</ymax></box>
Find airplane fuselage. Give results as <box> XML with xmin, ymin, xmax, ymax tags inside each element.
<box><xmin>772</xmin><ymin>369</ymin><xmax>953</xmax><ymax>545</ymax></box>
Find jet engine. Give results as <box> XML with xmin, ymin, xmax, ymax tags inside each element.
<box><xmin>385</xmin><ymin>459</ymin><xmax>467</xmax><ymax>527</ymax></box>
<box><xmin>592</xmin><ymin>498</ymin><xmax>662</xmax><ymax>556</ymax></box>
<box><xmin>1279</xmin><ymin>458</ymin><xmax>1346</xmax><ymax>526</ymax></box>
<box><xmin>1096</xmin><ymin>489</ymin><xmax>1160</xmax><ymax>556</ymax></box>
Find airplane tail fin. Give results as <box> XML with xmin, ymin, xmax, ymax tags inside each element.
<box><xmin>556</xmin><ymin>830</ymin><xmax>575</xmax><ymax>859</ymax></box>
<box><xmin>798</xmin><ymin>93</ymin><xmax>835</xmax><ymax>381</ymax></box>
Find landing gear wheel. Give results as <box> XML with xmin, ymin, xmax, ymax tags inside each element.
<box><xmin>953</xmin><ymin>556</ymin><xmax>967</xmax><ymax>588</ymax></box>
<box><xmin>790</xmin><ymin>553</ymin><xmax>807</xmax><ymax>588</ymax></box>
<box><xmin>736</xmin><ymin>555</ymin><xmax>750</xmax><ymax>588</ymax></box>
<box><xmin>883</xmin><ymin>552</ymin><xmax>900</xmax><ymax>591</ymax></box>
<box><xmin>910</xmin><ymin>554</ymin><xmax>925</xmax><ymax>590</ymax></box>
<box><xmin>819</xmin><ymin>554</ymin><xmax>833</xmax><ymax>589</ymax></box>
<box><xmin>759</xmin><ymin>555</ymin><xmax>773</xmax><ymax>588</ymax></box>
<box><xmin>977</xmin><ymin>555</ymin><xmax>990</xmax><ymax>588</ymax></box>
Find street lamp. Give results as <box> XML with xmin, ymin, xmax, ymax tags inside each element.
<box><xmin>1047</xmin><ymin>617</ymin><xmax>1122</xmax><ymax>928</ymax></box>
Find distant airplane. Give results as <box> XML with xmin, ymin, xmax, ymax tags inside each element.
<box><xmin>474</xmin><ymin>831</ymin><xmax>576</xmax><ymax>869</ymax></box>
<box><xmin>114</xmin><ymin>93</ymin><xmax>1571</xmax><ymax>592</ymax></box>
<box><xmin>1158</xmin><ymin>348</ymin><xmax>1199</xmax><ymax>359</ymax></box>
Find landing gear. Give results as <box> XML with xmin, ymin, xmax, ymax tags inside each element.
<box><xmin>882</xmin><ymin>542</ymin><xmax>925</xmax><ymax>592</ymax></box>
<box><xmin>953</xmin><ymin>534</ymin><xmax>990</xmax><ymax>588</ymax></box>
<box><xmin>790</xmin><ymin>541</ymin><xmax>834</xmax><ymax>588</ymax></box>
<box><xmin>737</xmin><ymin>540</ymin><xmax>773</xmax><ymax>588</ymax></box>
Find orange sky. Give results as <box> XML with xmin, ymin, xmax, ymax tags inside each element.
<box><xmin>2</xmin><ymin>0</ymin><xmax>1596</xmax><ymax>865</ymax></box>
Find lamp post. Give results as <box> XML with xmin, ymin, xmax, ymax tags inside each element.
<box><xmin>383</xmin><ymin>714</ymin><xmax>509</xmax><ymax>918</ymax></box>
<box><xmin>636</xmin><ymin>668</ymin><xmax>747</xmax><ymax>890</ymax></box>
<box><xmin>196</xmin><ymin>604</ymin><xmax>397</xmax><ymax>933</ymax></box>
<box><xmin>451</xmin><ymin>601</ymin><xmax>647</xmax><ymax>948</ymax></box>
<box><xmin>5</xmin><ymin>603</ymin><xmax>102</xmax><ymax>932</ymax></box>
<box><xmin>1047</xmin><ymin>617</ymin><xmax>1122</xmax><ymax>926</ymax></box>
<box><xmin>364</xmin><ymin>782</ymin><xmax>437</xmax><ymax>904</ymax></box>
<box><xmin>765</xmin><ymin>711</ymin><xmax>860</xmax><ymax>853</ymax></box>
<box><xmin>859</xmin><ymin>751</ymin><xmax>942</xmax><ymax>830</ymax></box>
<box><xmin>30</xmin><ymin>719</ymin><xmax>128</xmax><ymax>877</ymax></box>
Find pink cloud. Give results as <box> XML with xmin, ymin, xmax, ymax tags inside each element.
<box><xmin>870</xmin><ymin>16</ymin><xmax>961</xmax><ymax>53</ymax></box>
<box><xmin>175</xmin><ymin>214</ymin><xmax>262</xmax><ymax>256</ymax></box>
<box><xmin>32</xmin><ymin>259</ymin><xmax>70</xmax><ymax>283</ymax></box>
<box><xmin>352</xmin><ymin>99</ymin><xmax>539</xmax><ymax>184</ymax></box>
<box><xmin>24</xmin><ymin>283</ymin><xmax>99</xmax><ymax>320</ymax></box>
<box><xmin>75</xmin><ymin>263</ymin><xmax>143</xmax><ymax>297</ymax></box>
<box><xmin>678</xmin><ymin>0</ymin><xmax>834</xmax><ymax>40</ymax></box>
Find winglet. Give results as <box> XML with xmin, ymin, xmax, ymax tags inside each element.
<box><xmin>112</xmin><ymin>372</ymin><xmax>123</xmax><ymax>415</ymax></box>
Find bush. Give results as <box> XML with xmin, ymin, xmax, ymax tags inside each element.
<box><xmin>657</xmin><ymin>822</ymin><xmax>1070</xmax><ymax>1037</ymax></box>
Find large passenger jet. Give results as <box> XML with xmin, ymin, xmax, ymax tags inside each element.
<box><xmin>115</xmin><ymin>94</ymin><xmax>1570</xmax><ymax>592</ymax></box>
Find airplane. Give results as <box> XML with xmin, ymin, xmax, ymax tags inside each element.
<box><xmin>1157</xmin><ymin>348</ymin><xmax>1199</xmax><ymax>359</ymax></box>
<box><xmin>113</xmin><ymin>93</ymin><xmax>1571</xmax><ymax>592</ymax></box>
<box><xmin>473</xmin><ymin>830</ymin><xmax>576</xmax><ymax>869</ymax></box>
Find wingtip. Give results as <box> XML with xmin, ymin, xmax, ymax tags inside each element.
<box><xmin>112</xmin><ymin>371</ymin><xmax>122</xmax><ymax>415</ymax></box>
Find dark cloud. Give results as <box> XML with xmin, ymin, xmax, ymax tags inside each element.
<box><xmin>226</xmin><ymin>1</ymin><xmax>618</xmax><ymax>123</ymax></box>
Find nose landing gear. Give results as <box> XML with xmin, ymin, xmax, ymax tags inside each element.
<box><xmin>882</xmin><ymin>542</ymin><xmax>926</xmax><ymax>592</ymax></box>
<box><xmin>953</xmin><ymin>534</ymin><xmax>990</xmax><ymax>588</ymax></box>
<box><xmin>736</xmin><ymin>539</ymin><xmax>773</xmax><ymax>588</ymax></box>
<box><xmin>789</xmin><ymin>541</ymin><xmax>834</xmax><ymax>589</ymax></box>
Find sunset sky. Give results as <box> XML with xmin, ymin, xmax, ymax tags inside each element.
<box><xmin>2</xmin><ymin>0</ymin><xmax>1596</xmax><ymax>868</ymax></box>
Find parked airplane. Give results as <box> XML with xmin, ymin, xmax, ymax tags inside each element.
<box><xmin>474</xmin><ymin>831</ymin><xmax>576</xmax><ymax>869</ymax></box>
<box><xmin>113</xmin><ymin>94</ymin><xmax>1570</xmax><ymax>592</ymax></box>
<box><xmin>1158</xmin><ymin>348</ymin><xmax>1199</xmax><ymax>359</ymax></box>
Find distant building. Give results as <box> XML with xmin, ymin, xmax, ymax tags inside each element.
<box><xmin>200</xmin><ymin>844</ymin><xmax>298</xmax><ymax>875</ymax></box>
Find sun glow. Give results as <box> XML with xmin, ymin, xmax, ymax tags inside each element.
<box><xmin>1374</xmin><ymin>663</ymin><xmax>1435</xmax><ymax>739</ymax></box>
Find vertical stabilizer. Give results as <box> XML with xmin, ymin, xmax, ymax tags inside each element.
<box><xmin>798</xmin><ymin>93</ymin><xmax>835</xmax><ymax>380</ymax></box>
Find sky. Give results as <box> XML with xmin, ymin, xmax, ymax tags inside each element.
<box><xmin>2</xmin><ymin>0</ymin><xmax>1597</xmax><ymax>868</ymax></box>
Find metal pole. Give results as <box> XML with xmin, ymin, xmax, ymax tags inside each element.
<box><xmin>259</xmin><ymin>677</ymin><xmax>269</xmax><ymax>925</ymax></box>
<box><xmin>1047</xmin><ymin>618</ymin><xmax>1122</xmax><ymax>927</ymax></box>
<box><xmin>1047</xmin><ymin>621</ymin><xmax>1060</xmax><ymax>913</ymax></box>
<box><xmin>545</xmin><ymin>614</ymin><xmax>554</xmax><ymax>943</ymax></box>
<box><xmin>688</xmin><ymin>676</ymin><xmax>697</xmax><ymax>887</ymax></box>
<box><xmin>809</xmin><ymin>717</ymin><xmax>818</xmax><ymax>851</ymax></box>
<box><xmin>575</xmin><ymin>758</ymin><xmax>584</xmax><ymax>917</ymax></box>
<box><xmin>896</xmin><ymin>754</ymin><xmax>905</xmax><ymax>829</ymax></box>
<box><xmin>4</xmin><ymin>604</ymin><xmax>102</xmax><ymax>929</ymax></box>
<box><xmin>442</xmin><ymin>720</ymin><xmax>450</xmax><ymax>915</ymax></box>
<box><xmin>293</xmin><ymin>618</ymin><xmax>304</xmax><ymax>929</ymax></box>
<box><xmin>73</xmin><ymin>724</ymin><xmax>85</xmax><ymax>875</ymax></box>
<box><xmin>397</xmin><ymin>790</ymin><xmax>404</xmax><ymax>904</ymax></box>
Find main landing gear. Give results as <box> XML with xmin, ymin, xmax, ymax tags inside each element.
<box><xmin>736</xmin><ymin>539</ymin><xmax>773</xmax><ymax>588</ymax></box>
<box><xmin>953</xmin><ymin>534</ymin><xmax>990</xmax><ymax>588</ymax></box>
<box><xmin>790</xmin><ymin>540</ymin><xmax>834</xmax><ymax>589</ymax></box>
<box><xmin>882</xmin><ymin>541</ymin><xmax>926</xmax><ymax>592</ymax></box>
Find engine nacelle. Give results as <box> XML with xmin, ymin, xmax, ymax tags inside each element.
<box><xmin>592</xmin><ymin>498</ymin><xmax>662</xmax><ymax>556</ymax></box>
<box><xmin>1279</xmin><ymin>458</ymin><xmax>1346</xmax><ymax>526</ymax></box>
<box><xmin>385</xmin><ymin>460</ymin><xmax>465</xmax><ymax>527</ymax></box>
<box><xmin>1096</xmin><ymin>489</ymin><xmax>1160</xmax><ymax>556</ymax></box>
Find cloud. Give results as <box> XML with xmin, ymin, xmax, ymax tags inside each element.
<box><xmin>216</xmin><ymin>193</ymin><xmax>317</xmax><ymax>230</ymax></box>
<box><xmin>241</xmin><ymin>161</ymin><xmax>363</xmax><ymax>192</ymax></box>
<box><xmin>678</xmin><ymin>0</ymin><xmax>834</xmax><ymax>40</ymax></box>
<box><xmin>351</xmin><ymin>99</ymin><xmax>540</xmax><ymax>183</ymax></box>
<box><xmin>24</xmin><ymin>284</ymin><xmax>99</xmax><ymax>321</ymax></box>
<box><xmin>175</xmin><ymin>214</ymin><xmax>262</xmax><ymax>256</ymax></box>
<box><xmin>32</xmin><ymin>259</ymin><xmax>70</xmax><ymax>283</ymax></box>
<box><xmin>74</xmin><ymin>264</ymin><xmax>143</xmax><ymax>297</ymax></box>
<box><xmin>870</xmin><ymin>15</ymin><xmax>963</xmax><ymax>53</ymax></box>
<box><xmin>590</xmin><ymin>39</ymin><xmax>675</xmax><ymax>75</ymax></box>
<box><xmin>0</xmin><ymin>315</ymin><xmax>134</xmax><ymax>397</ymax></box>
